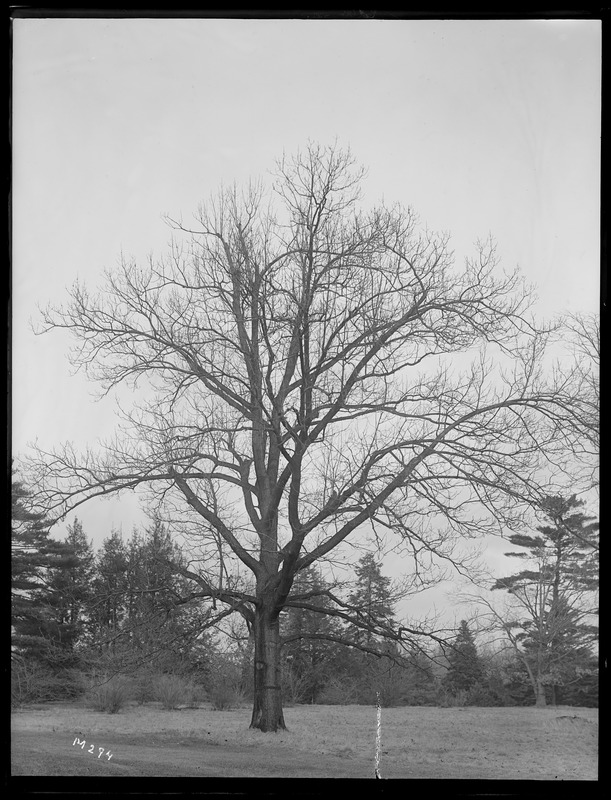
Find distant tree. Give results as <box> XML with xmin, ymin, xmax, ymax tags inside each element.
<box><xmin>442</xmin><ymin>620</ymin><xmax>485</xmax><ymax>695</ymax></box>
<box><xmin>89</xmin><ymin>530</ymin><xmax>130</xmax><ymax>652</ymax></box>
<box><xmin>335</xmin><ymin>555</ymin><xmax>412</xmax><ymax>705</ymax></box>
<box><xmin>86</xmin><ymin>521</ymin><xmax>217</xmax><ymax>678</ymax></box>
<box><xmin>11</xmin><ymin>478</ymin><xmax>94</xmax><ymax>700</ymax></box>
<box><xmin>126</xmin><ymin>518</ymin><xmax>211</xmax><ymax>674</ymax></box>
<box><xmin>280</xmin><ymin>565</ymin><xmax>341</xmax><ymax>703</ymax></box>
<box><xmin>11</xmin><ymin>477</ymin><xmax>74</xmax><ymax>666</ymax></box>
<box><xmin>491</xmin><ymin>495</ymin><xmax>598</xmax><ymax>706</ymax></box>
<box><xmin>27</xmin><ymin>143</ymin><xmax>590</xmax><ymax>730</ymax></box>
<box><xmin>396</xmin><ymin>649</ymin><xmax>438</xmax><ymax>706</ymax></box>
<box><xmin>44</xmin><ymin>519</ymin><xmax>96</xmax><ymax>658</ymax></box>
<box><xmin>347</xmin><ymin>553</ymin><xmax>396</xmax><ymax>645</ymax></box>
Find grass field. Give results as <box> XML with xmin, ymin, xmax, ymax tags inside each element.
<box><xmin>10</xmin><ymin>701</ymin><xmax>598</xmax><ymax>780</ymax></box>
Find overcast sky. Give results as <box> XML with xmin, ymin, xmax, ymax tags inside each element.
<box><xmin>12</xmin><ymin>18</ymin><xmax>601</xmax><ymax>613</ymax></box>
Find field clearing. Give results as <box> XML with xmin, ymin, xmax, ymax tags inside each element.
<box><xmin>11</xmin><ymin>701</ymin><xmax>598</xmax><ymax>780</ymax></box>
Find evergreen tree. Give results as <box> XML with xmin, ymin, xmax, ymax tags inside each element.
<box><xmin>87</xmin><ymin>519</ymin><xmax>212</xmax><ymax>675</ymax></box>
<box><xmin>442</xmin><ymin>620</ymin><xmax>485</xmax><ymax>695</ymax></box>
<box><xmin>11</xmin><ymin>477</ymin><xmax>74</xmax><ymax>665</ymax></box>
<box><xmin>45</xmin><ymin>519</ymin><xmax>96</xmax><ymax>659</ymax></box>
<box><xmin>126</xmin><ymin>517</ymin><xmax>199</xmax><ymax>672</ymax></box>
<box><xmin>281</xmin><ymin>565</ymin><xmax>341</xmax><ymax>702</ymax></box>
<box><xmin>341</xmin><ymin>553</ymin><xmax>405</xmax><ymax>704</ymax></box>
<box><xmin>493</xmin><ymin>495</ymin><xmax>598</xmax><ymax>706</ymax></box>
<box><xmin>89</xmin><ymin>530</ymin><xmax>130</xmax><ymax>651</ymax></box>
<box><xmin>347</xmin><ymin>553</ymin><xmax>396</xmax><ymax>644</ymax></box>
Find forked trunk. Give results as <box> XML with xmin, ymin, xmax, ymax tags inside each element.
<box><xmin>249</xmin><ymin>606</ymin><xmax>286</xmax><ymax>732</ymax></box>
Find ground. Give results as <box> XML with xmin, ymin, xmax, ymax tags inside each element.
<box><xmin>10</xmin><ymin>701</ymin><xmax>598</xmax><ymax>780</ymax></box>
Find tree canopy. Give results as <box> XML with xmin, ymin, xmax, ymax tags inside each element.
<box><xmin>23</xmin><ymin>143</ymin><xmax>592</xmax><ymax>730</ymax></box>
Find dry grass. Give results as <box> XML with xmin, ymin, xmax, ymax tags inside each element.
<box><xmin>11</xmin><ymin>701</ymin><xmax>598</xmax><ymax>780</ymax></box>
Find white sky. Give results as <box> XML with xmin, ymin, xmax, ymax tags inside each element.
<box><xmin>11</xmin><ymin>18</ymin><xmax>601</xmax><ymax>617</ymax></box>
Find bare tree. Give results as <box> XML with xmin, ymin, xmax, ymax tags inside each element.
<box><xmin>25</xmin><ymin>143</ymin><xmax>587</xmax><ymax>731</ymax></box>
<box><xmin>562</xmin><ymin>312</ymin><xmax>599</xmax><ymax>477</ymax></box>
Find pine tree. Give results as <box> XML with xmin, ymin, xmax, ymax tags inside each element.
<box><xmin>442</xmin><ymin>620</ymin><xmax>485</xmax><ymax>695</ymax></box>
<box><xmin>11</xmin><ymin>477</ymin><xmax>75</xmax><ymax>665</ymax></box>
<box><xmin>347</xmin><ymin>553</ymin><xmax>396</xmax><ymax>644</ymax></box>
<box><xmin>125</xmin><ymin>518</ymin><xmax>197</xmax><ymax>672</ymax></box>
<box><xmin>341</xmin><ymin>554</ymin><xmax>404</xmax><ymax>704</ymax></box>
<box><xmin>89</xmin><ymin>530</ymin><xmax>130</xmax><ymax>651</ymax></box>
<box><xmin>88</xmin><ymin>519</ymin><xmax>209</xmax><ymax>675</ymax></box>
<box><xmin>45</xmin><ymin>519</ymin><xmax>96</xmax><ymax>659</ymax></box>
<box><xmin>493</xmin><ymin>495</ymin><xmax>598</xmax><ymax>706</ymax></box>
<box><xmin>281</xmin><ymin>565</ymin><xmax>341</xmax><ymax>703</ymax></box>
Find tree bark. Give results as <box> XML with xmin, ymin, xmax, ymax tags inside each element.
<box><xmin>550</xmin><ymin>683</ymin><xmax>558</xmax><ymax>706</ymax></box>
<box><xmin>249</xmin><ymin>605</ymin><xmax>286</xmax><ymax>732</ymax></box>
<box><xmin>535</xmin><ymin>678</ymin><xmax>547</xmax><ymax>707</ymax></box>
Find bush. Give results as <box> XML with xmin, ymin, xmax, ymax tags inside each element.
<box><xmin>437</xmin><ymin>688</ymin><xmax>470</xmax><ymax>707</ymax></box>
<box><xmin>281</xmin><ymin>665</ymin><xmax>314</xmax><ymax>705</ymax></box>
<box><xmin>205</xmin><ymin>653</ymin><xmax>245</xmax><ymax>710</ymax></box>
<box><xmin>377</xmin><ymin>680</ymin><xmax>404</xmax><ymax>708</ymax></box>
<box><xmin>208</xmin><ymin>680</ymin><xmax>243</xmax><ymax>710</ymax></box>
<box><xmin>152</xmin><ymin>674</ymin><xmax>205</xmax><ymax>709</ymax></box>
<box><xmin>132</xmin><ymin>670</ymin><xmax>157</xmax><ymax>705</ymax></box>
<box><xmin>11</xmin><ymin>659</ymin><xmax>84</xmax><ymax>706</ymax></box>
<box><xmin>436</xmin><ymin>682</ymin><xmax>504</xmax><ymax>708</ymax></box>
<box><xmin>317</xmin><ymin>676</ymin><xmax>358</xmax><ymax>705</ymax></box>
<box><xmin>181</xmin><ymin>677</ymin><xmax>206</xmax><ymax>708</ymax></box>
<box><xmin>155</xmin><ymin>675</ymin><xmax>186</xmax><ymax>710</ymax></box>
<box><xmin>465</xmin><ymin>681</ymin><xmax>504</xmax><ymax>707</ymax></box>
<box><xmin>399</xmin><ymin>686</ymin><xmax>438</xmax><ymax>706</ymax></box>
<box><xmin>88</xmin><ymin>675</ymin><xmax>129</xmax><ymax>713</ymax></box>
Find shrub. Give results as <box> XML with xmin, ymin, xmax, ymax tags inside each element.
<box><xmin>399</xmin><ymin>686</ymin><xmax>438</xmax><ymax>706</ymax></box>
<box><xmin>88</xmin><ymin>675</ymin><xmax>129</xmax><ymax>713</ymax></box>
<box><xmin>281</xmin><ymin>665</ymin><xmax>313</xmax><ymax>705</ymax></box>
<box><xmin>11</xmin><ymin>659</ymin><xmax>84</xmax><ymax>706</ymax></box>
<box><xmin>436</xmin><ymin>682</ymin><xmax>504</xmax><ymax>708</ymax></box>
<box><xmin>317</xmin><ymin>677</ymin><xmax>358</xmax><ymax>705</ymax></box>
<box><xmin>208</xmin><ymin>680</ymin><xmax>243</xmax><ymax>710</ymax></box>
<box><xmin>205</xmin><ymin>653</ymin><xmax>245</xmax><ymax>710</ymax></box>
<box><xmin>436</xmin><ymin>687</ymin><xmax>468</xmax><ymax>707</ymax></box>
<box><xmin>151</xmin><ymin>674</ymin><xmax>205</xmax><ymax>709</ymax></box>
<box><xmin>155</xmin><ymin>675</ymin><xmax>186</xmax><ymax>710</ymax></box>
<box><xmin>465</xmin><ymin>681</ymin><xmax>504</xmax><ymax>707</ymax></box>
<box><xmin>377</xmin><ymin>681</ymin><xmax>404</xmax><ymax>708</ymax></box>
<box><xmin>182</xmin><ymin>678</ymin><xmax>206</xmax><ymax>708</ymax></box>
<box><xmin>132</xmin><ymin>671</ymin><xmax>157</xmax><ymax>705</ymax></box>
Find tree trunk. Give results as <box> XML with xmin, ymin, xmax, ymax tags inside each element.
<box><xmin>535</xmin><ymin>679</ymin><xmax>547</xmax><ymax>707</ymax></box>
<box><xmin>250</xmin><ymin>606</ymin><xmax>286</xmax><ymax>732</ymax></box>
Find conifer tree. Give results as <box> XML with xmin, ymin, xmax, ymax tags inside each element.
<box><xmin>11</xmin><ymin>477</ymin><xmax>74</xmax><ymax>665</ymax></box>
<box><xmin>347</xmin><ymin>553</ymin><xmax>396</xmax><ymax>645</ymax></box>
<box><xmin>281</xmin><ymin>565</ymin><xmax>340</xmax><ymax>702</ymax></box>
<box><xmin>492</xmin><ymin>494</ymin><xmax>598</xmax><ymax>706</ymax></box>
<box><xmin>45</xmin><ymin>519</ymin><xmax>96</xmax><ymax>658</ymax></box>
<box><xmin>442</xmin><ymin>620</ymin><xmax>485</xmax><ymax>695</ymax></box>
<box><xmin>89</xmin><ymin>530</ymin><xmax>130</xmax><ymax>651</ymax></box>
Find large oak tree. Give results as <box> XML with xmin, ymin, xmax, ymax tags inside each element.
<box><xmin>26</xmin><ymin>144</ymin><xmax>586</xmax><ymax>730</ymax></box>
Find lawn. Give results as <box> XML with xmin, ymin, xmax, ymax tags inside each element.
<box><xmin>10</xmin><ymin>701</ymin><xmax>598</xmax><ymax>780</ymax></box>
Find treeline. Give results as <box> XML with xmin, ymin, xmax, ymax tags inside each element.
<box><xmin>12</xmin><ymin>478</ymin><xmax>598</xmax><ymax>710</ymax></box>
<box><xmin>12</xmin><ymin>477</ymin><xmax>218</xmax><ymax>705</ymax></box>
